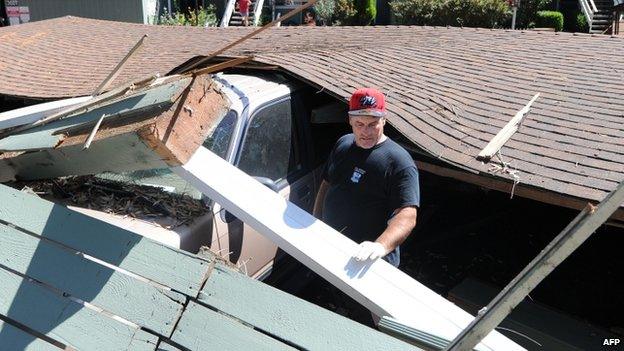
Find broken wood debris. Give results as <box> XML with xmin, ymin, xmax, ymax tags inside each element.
<box><xmin>0</xmin><ymin>74</ymin><xmax>160</xmax><ymax>138</ymax></box>
<box><xmin>91</xmin><ymin>34</ymin><xmax>148</xmax><ymax>96</ymax></box>
<box><xmin>82</xmin><ymin>114</ymin><xmax>106</xmax><ymax>149</ymax></box>
<box><xmin>15</xmin><ymin>175</ymin><xmax>207</xmax><ymax>227</ymax></box>
<box><xmin>192</xmin><ymin>56</ymin><xmax>255</xmax><ymax>77</ymax></box>
<box><xmin>477</xmin><ymin>93</ymin><xmax>540</xmax><ymax>163</ymax></box>
<box><xmin>0</xmin><ymin>74</ymin><xmax>229</xmax><ymax>182</ymax></box>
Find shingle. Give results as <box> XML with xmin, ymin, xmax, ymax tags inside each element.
<box><xmin>1</xmin><ymin>16</ymin><xmax>623</xmax><ymax>205</ymax></box>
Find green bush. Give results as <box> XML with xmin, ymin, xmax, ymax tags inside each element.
<box><xmin>390</xmin><ymin>0</ymin><xmax>509</xmax><ymax>28</ymax></box>
<box><xmin>354</xmin><ymin>0</ymin><xmax>377</xmax><ymax>25</ymax></box>
<box><xmin>158</xmin><ymin>5</ymin><xmax>218</xmax><ymax>27</ymax></box>
<box><xmin>332</xmin><ymin>0</ymin><xmax>357</xmax><ymax>25</ymax></box>
<box><xmin>575</xmin><ymin>12</ymin><xmax>589</xmax><ymax>32</ymax></box>
<box><xmin>514</xmin><ymin>0</ymin><xmax>550</xmax><ymax>28</ymax></box>
<box><xmin>315</xmin><ymin>0</ymin><xmax>336</xmax><ymax>25</ymax></box>
<box><xmin>535</xmin><ymin>10</ymin><xmax>563</xmax><ymax>31</ymax></box>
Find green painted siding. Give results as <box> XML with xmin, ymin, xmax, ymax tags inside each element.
<box><xmin>18</xmin><ymin>0</ymin><xmax>147</xmax><ymax>24</ymax></box>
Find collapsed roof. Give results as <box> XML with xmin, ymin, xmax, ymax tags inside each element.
<box><xmin>1</xmin><ymin>17</ymin><xmax>623</xmax><ymax>218</ymax></box>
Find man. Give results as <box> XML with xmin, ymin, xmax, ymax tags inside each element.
<box><xmin>313</xmin><ymin>88</ymin><xmax>419</xmax><ymax>267</ymax></box>
<box><xmin>237</xmin><ymin>0</ymin><xmax>250</xmax><ymax>26</ymax></box>
<box><xmin>303</xmin><ymin>10</ymin><xmax>316</xmax><ymax>26</ymax></box>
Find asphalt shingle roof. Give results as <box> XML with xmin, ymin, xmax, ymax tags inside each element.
<box><xmin>1</xmin><ymin>16</ymin><xmax>623</xmax><ymax>209</ymax></box>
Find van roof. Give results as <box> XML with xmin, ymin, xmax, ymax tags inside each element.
<box><xmin>215</xmin><ymin>72</ymin><xmax>303</xmax><ymax>113</ymax></box>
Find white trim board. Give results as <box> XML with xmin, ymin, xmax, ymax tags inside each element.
<box><xmin>0</xmin><ymin>96</ymin><xmax>92</xmax><ymax>131</ymax></box>
<box><xmin>173</xmin><ymin>147</ymin><xmax>525</xmax><ymax>351</ymax></box>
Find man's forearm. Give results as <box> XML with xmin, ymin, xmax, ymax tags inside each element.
<box><xmin>375</xmin><ymin>206</ymin><xmax>417</xmax><ymax>254</ymax></box>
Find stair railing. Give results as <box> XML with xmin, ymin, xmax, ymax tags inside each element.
<box><xmin>220</xmin><ymin>0</ymin><xmax>237</xmax><ymax>27</ymax></box>
<box><xmin>578</xmin><ymin>0</ymin><xmax>595</xmax><ymax>28</ymax></box>
<box><xmin>252</xmin><ymin>0</ymin><xmax>266</xmax><ymax>26</ymax></box>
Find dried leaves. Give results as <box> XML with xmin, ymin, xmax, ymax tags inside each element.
<box><xmin>21</xmin><ymin>175</ymin><xmax>207</xmax><ymax>227</ymax></box>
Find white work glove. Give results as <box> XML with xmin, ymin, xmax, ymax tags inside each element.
<box><xmin>353</xmin><ymin>241</ymin><xmax>386</xmax><ymax>262</ymax></box>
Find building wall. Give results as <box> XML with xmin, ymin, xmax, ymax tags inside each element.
<box><xmin>17</xmin><ymin>0</ymin><xmax>146</xmax><ymax>23</ymax></box>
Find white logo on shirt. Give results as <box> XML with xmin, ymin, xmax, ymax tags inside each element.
<box><xmin>350</xmin><ymin>167</ymin><xmax>366</xmax><ymax>183</ymax></box>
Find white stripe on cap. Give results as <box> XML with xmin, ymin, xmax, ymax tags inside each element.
<box><xmin>348</xmin><ymin>109</ymin><xmax>386</xmax><ymax>117</ymax></box>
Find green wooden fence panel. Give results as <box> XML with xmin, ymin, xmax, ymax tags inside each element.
<box><xmin>0</xmin><ymin>184</ymin><xmax>210</xmax><ymax>296</ymax></box>
<box><xmin>198</xmin><ymin>262</ymin><xmax>417</xmax><ymax>351</ymax></box>
<box><xmin>0</xmin><ymin>265</ymin><xmax>158</xmax><ymax>351</ymax></box>
<box><xmin>170</xmin><ymin>301</ymin><xmax>296</xmax><ymax>351</ymax></box>
<box><xmin>156</xmin><ymin>341</ymin><xmax>183</xmax><ymax>351</ymax></box>
<box><xmin>0</xmin><ymin>319</ymin><xmax>62</xmax><ymax>351</ymax></box>
<box><xmin>0</xmin><ymin>223</ymin><xmax>186</xmax><ymax>337</ymax></box>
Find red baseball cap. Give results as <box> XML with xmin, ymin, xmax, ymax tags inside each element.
<box><xmin>348</xmin><ymin>88</ymin><xmax>387</xmax><ymax>117</ymax></box>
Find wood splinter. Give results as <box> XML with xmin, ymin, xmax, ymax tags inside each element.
<box><xmin>477</xmin><ymin>93</ymin><xmax>540</xmax><ymax>163</ymax></box>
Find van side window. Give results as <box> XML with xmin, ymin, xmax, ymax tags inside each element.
<box><xmin>202</xmin><ymin>110</ymin><xmax>237</xmax><ymax>160</ymax></box>
<box><xmin>238</xmin><ymin>99</ymin><xmax>299</xmax><ymax>182</ymax></box>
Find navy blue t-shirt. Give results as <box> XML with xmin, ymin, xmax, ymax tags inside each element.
<box><xmin>322</xmin><ymin>134</ymin><xmax>420</xmax><ymax>264</ymax></box>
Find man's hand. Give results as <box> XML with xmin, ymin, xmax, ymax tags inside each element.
<box><xmin>354</xmin><ymin>241</ymin><xmax>387</xmax><ymax>262</ymax></box>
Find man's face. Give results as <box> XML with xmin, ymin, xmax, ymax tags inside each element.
<box><xmin>349</xmin><ymin>115</ymin><xmax>386</xmax><ymax>149</ymax></box>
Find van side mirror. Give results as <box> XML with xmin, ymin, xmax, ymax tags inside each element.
<box><xmin>220</xmin><ymin>209</ymin><xmax>237</xmax><ymax>223</ymax></box>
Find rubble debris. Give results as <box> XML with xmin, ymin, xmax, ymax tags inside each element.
<box><xmin>12</xmin><ymin>175</ymin><xmax>207</xmax><ymax>227</ymax></box>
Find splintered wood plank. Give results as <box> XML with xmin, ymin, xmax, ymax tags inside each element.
<box><xmin>0</xmin><ymin>319</ymin><xmax>61</xmax><ymax>351</ymax></box>
<box><xmin>0</xmin><ymin>266</ymin><xmax>158</xmax><ymax>351</ymax></box>
<box><xmin>198</xmin><ymin>261</ymin><xmax>416</xmax><ymax>351</ymax></box>
<box><xmin>0</xmin><ymin>223</ymin><xmax>185</xmax><ymax>337</ymax></box>
<box><xmin>0</xmin><ymin>185</ymin><xmax>210</xmax><ymax>296</ymax></box>
<box><xmin>477</xmin><ymin>93</ymin><xmax>541</xmax><ymax>162</ymax></box>
<box><xmin>0</xmin><ymin>74</ymin><xmax>229</xmax><ymax>182</ymax></box>
<box><xmin>174</xmin><ymin>148</ymin><xmax>524</xmax><ymax>351</ymax></box>
<box><xmin>137</xmin><ymin>74</ymin><xmax>230</xmax><ymax>166</ymax></box>
<box><xmin>0</xmin><ymin>96</ymin><xmax>91</xmax><ymax>131</ymax></box>
<box><xmin>170</xmin><ymin>301</ymin><xmax>295</xmax><ymax>351</ymax></box>
<box><xmin>0</xmin><ymin>79</ymin><xmax>189</xmax><ymax>152</ymax></box>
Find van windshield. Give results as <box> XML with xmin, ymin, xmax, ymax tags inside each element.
<box><xmin>98</xmin><ymin>110</ymin><xmax>238</xmax><ymax>200</ymax></box>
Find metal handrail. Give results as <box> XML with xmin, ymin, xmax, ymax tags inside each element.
<box><xmin>578</xmin><ymin>0</ymin><xmax>594</xmax><ymax>28</ymax></box>
<box><xmin>220</xmin><ymin>0</ymin><xmax>236</xmax><ymax>27</ymax></box>
<box><xmin>252</xmin><ymin>0</ymin><xmax>266</xmax><ymax>26</ymax></box>
<box><xmin>589</xmin><ymin>0</ymin><xmax>598</xmax><ymax>13</ymax></box>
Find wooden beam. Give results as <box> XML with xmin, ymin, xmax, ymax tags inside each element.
<box><xmin>0</xmin><ymin>96</ymin><xmax>91</xmax><ymax>131</ymax></box>
<box><xmin>191</xmin><ymin>56</ymin><xmax>254</xmax><ymax>77</ymax></box>
<box><xmin>0</xmin><ymin>74</ymin><xmax>229</xmax><ymax>181</ymax></box>
<box><xmin>173</xmin><ymin>147</ymin><xmax>525</xmax><ymax>351</ymax></box>
<box><xmin>92</xmin><ymin>34</ymin><xmax>148</xmax><ymax>96</ymax></box>
<box><xmin>444</xmin><ymin>180</ymin><xmax>624</xmax><ymax>351</ymax></box>
<box><xmin>415</xmin><ymin>160</ymin><xmax>624</xmax><ymax>222</ymax></box>
<box><xmin>1</xmin><ymin>74</ymin><xmax>159</xmax><ymax>138</ymax></box>
<box><xmin>477</xmin><ymin>93</ymin><xmax>540</xmax><ymax>163</ymax></box>
<box><xmin>0</xmin><ymin>79</ymin><xmax>187</xmax><ymax>152</ymax></box>
<box><xmin>137</xmin><ymin>75</ymin><xmax>229</xmax><ymax>166</ymax></box>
